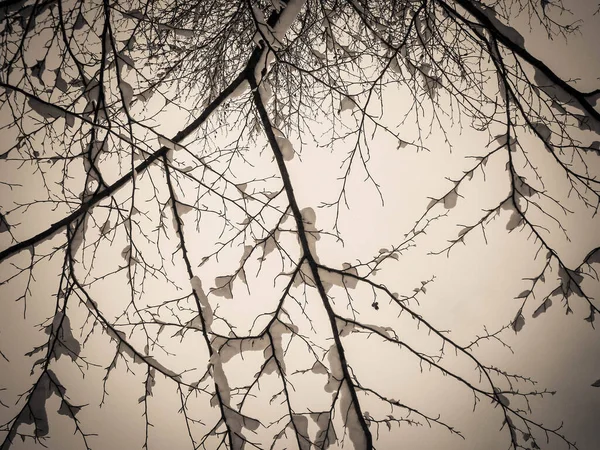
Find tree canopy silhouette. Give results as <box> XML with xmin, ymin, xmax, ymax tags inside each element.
<box><xmin>0</xmin><ymin>0</ymin><xmax>599</xmax><ymax>449</ymax></box>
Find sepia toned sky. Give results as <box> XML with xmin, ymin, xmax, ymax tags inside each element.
<box><xmin>1</xmin><ymin>0</ymin><xmax>600</xmax><ymax>449</ymax></box>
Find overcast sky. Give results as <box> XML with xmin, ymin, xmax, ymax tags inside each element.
<box><xmin>1</xmin><ymin>1</ymin><xmax>599</xmax><ymax>450</ymax></box>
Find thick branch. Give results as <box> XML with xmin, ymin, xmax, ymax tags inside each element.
<box><xmin>250</xmin><ymin>74</ymin><xmax>374</xmax><ymax>450</ymax></box>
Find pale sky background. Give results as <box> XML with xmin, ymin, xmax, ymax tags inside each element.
<box><xmin>0</xmin><ymin>0</ymin><xmax>599</xmax><ymax>450</ymax></box>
